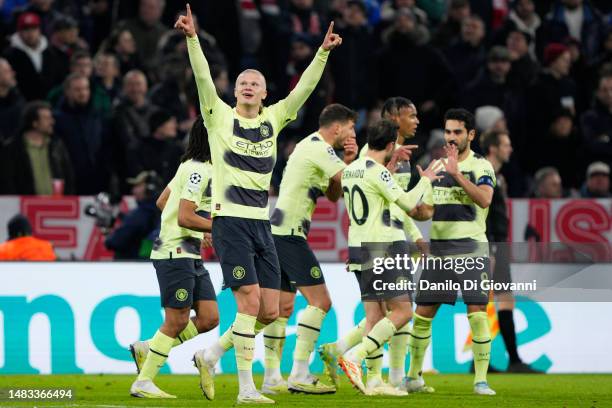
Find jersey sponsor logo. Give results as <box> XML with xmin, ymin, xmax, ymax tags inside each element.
<box><xmin>310</xmin><ymin>266</ymin><xmax>322</xmax><ymax>279</ymax></box>
<box><xmin>175</xmin><ymin>288</ymin><xmax>188</xmax><ymax>301</ymax></box>
<box><xmin>232</xmin><ymin>266</ymin><xmax>246</xmax><ymax>279</ymax></box>
<box><xmin>234</xmin><ymin>139</ymin><xmax>275</xmax><ymax>157</ymax></box>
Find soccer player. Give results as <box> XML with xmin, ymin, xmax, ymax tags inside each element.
<box><xmin>175</xmin><ymin>4</ymin><xmax>342</xmax><ymax>404</ymax></box>
<box><xmin>319</xmin><ymin>97</ymin><xmax>426</xmax><ymax>392</ymax></box>
<box><xmin>129</xmin><ymin>117</ymin><xmax>218</xmax><ymax>398</ymax></box>
<box><xmin>258</xmin><ymin>104</ymin><xmax>358</xmax><ymax>395</ymax></box>
<box><xmin>481</xmin><ymin>129</ymin><xmax>540</xmax><ymax>374</ymax></box>
<box><xmin>405</xmin><ymin>108</ymin><xmax>497</xmax><ymax>396</ymax></box>
<box><xmin>337</xmin><ymin>119</ymin><xmax>442</xmax><ymax>394</ymax></box>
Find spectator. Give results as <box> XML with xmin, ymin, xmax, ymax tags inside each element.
<box><xmin>104</xmin><ymin>170</ymin><xmax>161</xmax><ymax>259</ymax></box>
<box><xmin>580</xmin><ymin>161</ymin><xmax>610</xmax><ymax>197</ymax></box>
<box><xmin>117</xmin><ymin>0</ymin><xmax>167</xmax><ymax>75</ymax></box>
<box><xmin>48</xmin><ymin>15</ymin><xmax>82</xmax><ymax>81</ymax></box>
<box><xmin>377</xmin><ymin>7</ymin><xmax>456</xmax><ymax>131</ymax></box>
<box><xmin>288</xmin><ymin>0</ymin><xmax>325</xmax><ymax>44</ymax></box>
<box><xmin>330</xmin><ymin>1</ymin><xmax>374</xmax><ymax>123</ymax></box>
<box><xmin>532</xmin><ymin>166</ymin><xmax>563</xmax><ymax>198</ymax></box>
<box><xmin>101</xmin><ymin>27</ymin><xmax>142</xmax><ymax>75</ymax></box>
<box><xmin>211</xmin><ymin>65</ymin><xmax>233</xmax><ymax>105</ymax></box>
<box><xmin>581</xmin><ymin>72</ymin><xmax>612</xmax><ymax>164</ymax></box>
<box><xmin>502</xmin><ymin>0</ymin><xmax>541</xmax><ymax>58</ymax></box>
<box><xmin>0</xmin><ymin>214</ymin><xmax>56</xmax><ymax>261</ymax></box>
<box><xmin>126</xmin><ymin>109</ymin><xmax>183</xmax><ymax>185</ymax></box>
<box><xmin>506</xmin><ymin>28</ymin><xmax>539</xmax><ymax>88</ymax></box>
<box><xmin>432</xmin><ymin>0</ymin><xmax>470</xmax><ymax>48</ymax></box>
<box><xmin>47</xmin><ymin>51</ymin><xmax>112</xmax><ymax>116</ymax></box>
<box><xmin>11</xmin><ymin>0</ymin><xmax>65</xmax><ymax>37</ymax></box>
<box><xmin>475</xmin><ymin>105</ymin><xmax>507</xmax><ymax>135</ymax></box>
<box><xmin>416</xmin><ymin>129</ymin><xmax>446</xmax><ymax>169</ymax></box>
<box><xmin>79</xmin><ymin>0</ymin><xmax>113</xmax><ymax>52</ymax></box>
<box><xmin>527</xmin><ymin>43</ymin><xmax>577</xmax><ymax>138</ymax></box>
<box><xmin>93</xmin><ymin>52</ymin><xmax>121</xmax><ymax>104</ymax></box>
<box><xmin>0</xmin><ymin>100</ymin><xmax>74</xmax><ymax>195</ymax></box>
<box><xmin>0</xmin><ymin>58</ymin><xmax>25</xmax><ymax>142</ymax></box>
<box><xmin>379</xmin><ymin>0</ymin><xmax>429</xmax><ymax>28</ymax></box>
<box><xmin>444</xmin><ymin>15</ymin><xmax>487</xmax><ymax>89</ymax></box>
<box><xmin>149</xmin><ymin>53</ymin><xmax>196</xmax><ymax>134</ymax></box>
<box><xmin>54</xmin><ymin>73</ymin><xmax>110</xmax><ymax>195</ymax></box>
<box><xmin>4</xmin><ymin>12</ymin><xmax>61</xmax><ymax>100</ymax></box>
<box><xmin>537</xmin><ymin>0</ymin><xmax>605</xmax><ymax>63</ymax></box>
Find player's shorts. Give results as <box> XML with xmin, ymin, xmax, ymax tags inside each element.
<box><xmin>415</xmin><ymin>255</ymin><xmax>490</xmax><ymax>306</ymax></box>
<box><xmin>153</xmin><ymin>257</ymin><xmax>216</xmax><ymax>308</ymax></box>
<box><xmin>352</xmin><ymin>241</ymin><xmax>413</xmax><ymax>302</ymax></box>
<box><xmin>491</xmin><ymin>243</ymin><xmax>512</xmax><ymax>294</ymax></box>
<box><xmin>212</xmin><ymin>216</ymin><xmax>281</xmax><ymax>290</ymax></box>
<box><xmin>273</xmin><ymin>234</ymin><xmax>324</xmax><ymax>293</ymax></box>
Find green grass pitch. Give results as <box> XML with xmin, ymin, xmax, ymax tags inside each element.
<box><xmin>1</xmin><ymin>374</ymin><xmax>611</xmax><ymax>407</ymax></box>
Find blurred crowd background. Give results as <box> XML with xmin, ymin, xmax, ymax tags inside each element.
<box><xmin>0</xmin><ymin>0</ymin><xmax>610</xmax><ymax>205</ymax></box>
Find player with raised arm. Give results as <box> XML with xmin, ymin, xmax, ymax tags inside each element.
<box><xmin>318</xmin><ymin>97</ymin><xmax>426</xmax><ymax>392</ymax></box>
<box><xmin>175</xmin><ymin>4</ymin><xmax>342</xmax><ymax>404</ymax></box>
<box><xmin>258</xmin><ymin>104</ymin><xmax>358</xmax><ymax>395</ymax></box>
<box><xmin>337</xmin><ymin>119</ymin><xmax>442</xmax><ymax>394</ymax></box>
<box><xmin>129</xmin><ymin>117</ymin><xmax>218</xmax><ymax>399</ymax></box>
<box><xmin>404</xmin><ymin>108</ymin><xmax>497</xmax><ymax>396</ymax></box>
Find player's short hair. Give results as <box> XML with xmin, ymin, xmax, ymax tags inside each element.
<box><xmin>381</xmin><ymin>96</ymin><xmax>414</xmax><ymax>118</ymax></box>
<box><xmin>236</xmin><ymin>69</ymin><xmax>266</xmax><ymax>88</ymax></box>
<box><xmin>444</xmin><ymin>108</ymin><xmax>476</xmax><ymax>133</ymax></box>
<box><xmin>367</xmin><ymin>119</ymin><xmax>398</xmax><ymax>151</ymax></box>
<box><xmin>20</xmin><ymin>100</ymin><xmax>52</xmax><ymax>133</ymax></box>
<box><xmin>182</xmin><ymin>115</ymin><xmax>211</xmax><ymax>163</ymax></box>
<box><xmin>480</xmin><ymin>129</ymin><xmax>509</xmax><ymax>155</ymax></box>
<box><xmin>318</xmin><ymin>103</ymin><xmax>357</xmax><ymax>127</ymax></box>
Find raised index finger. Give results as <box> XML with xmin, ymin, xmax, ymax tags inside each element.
<box><xmin>186</xmin><ymin>3</ymin><xmax>192</xmax><ymax>19</ymax></box>
<box><xmin>326</xmin><ymin>21</ymin><xmax>334</xmax><ymax>37</ymax></box>
<box><xmin>403</xmin><ymin>144</ymin><xmax>418</xmax><ymax>150</ymax></box>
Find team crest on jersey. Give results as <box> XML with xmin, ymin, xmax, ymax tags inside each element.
<box><xmin>310</xmin><ymin>266</ymin><xmax>322</xmax><ymax>279</ymax></box>
<box><xmin>260</xmin><ymin>123</ymin><xmax>271</xmax><ymax>138</ymax></box>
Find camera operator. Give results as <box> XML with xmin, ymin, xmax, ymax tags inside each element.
<box><xmin>104</xmin><ymin>171</ymin><xmax>162</xmax><ymax>260</ymax></box>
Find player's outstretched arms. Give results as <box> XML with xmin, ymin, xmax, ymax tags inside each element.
<box><xmin>177</xmin><ymin>4</ymin><xmax>219</xmax><ymax>112</ymax></box>
<box><xmin>178</xmin><ymin>199</ymin><xmax>212</xmax><ymax>232</ymax></box>
<box><xmin>282</xmin><ymin>22</ymin><xmax>342</xmax><ymax>116</ymax></box>
<box><xmin>395</xmin><ymin>160</ymin><xmax>443</xmax><ymax>212</ymax></box>
<box><xmin>156</xmin><ymin>186</ymin><xmax>171</xmax><ymax>211</ymax></box>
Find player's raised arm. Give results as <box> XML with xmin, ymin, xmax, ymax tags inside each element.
<box><xmin>443</xmin><ymin>144</ymin><xmax>494</xmax><ymax>208</ymax></box>
<box><xmin>395</xmin><ymin>160</ymin><xmax>443</xmax><ymax>212</ymax></box>
<box><xmin>281</xmin><ymin>22</ymin><xmax>342</xmax><ymax>117</ymax></box>
<box><xmin>177</xmin><ymin>4</ymin><xmax>219</xmax><ymax>112</ymax></box>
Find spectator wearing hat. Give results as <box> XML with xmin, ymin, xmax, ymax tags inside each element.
<box><xmin>527</xmin><ymin>43</ymin><xmax>577</xmax><ymax>140</ymax></box>
<box><xmin>0</xmin><ymin>58</ymin><xmax>25</xmax><ymax>143</ymax></box>
<box><xmin>537</xmin><ymin>0</ymin><xmax>605</xmax><ymax>64</ymax></box>
<box><xmin>330</xmin><ymin>1</ymin><xmax>374</xmax><ymax>127</ymax></box>
<box><xmin>580</xmin><ymin>161</ymin><xmax>610</xmax><ymax>197</ymax></box>
<box><xmin>0</xmin><ymin>214</ymin><xmax>56</xmax><ymax>261</ymax></box>
<box><xmin>475</xmin><ymin>106</ymin><xmax>507</xmax><ymax>135</ymax></box>
<box><xmin>432</xmin><ymin>0</ymin><xmax>471</xmax><ymax>48</ymax></box>
<box><xmin>104</xmin><ymin>170</ymin><xmax>161</xmax><ymax>260</ymax></box>
<box><xmin>0</xmin><ymin>100</ymin><xmax>74</xmax><ymax>195</ymax></box>
<box><xmin>54</xmin><ymin>73</ymin><xmax>111</xmax><ymax>195</ymax></box>
<box><xmin>443</xmin><ymin>15</ymin><xmax>487</xmax><ymax>90</ymax></box>
<box><xmin>581</xmin><ymin>71</ymin><xmax>612</xmax><ymax>164</ymax></box>
<box><xmin>126</xmin><ymin>109</ymin><xmax>183</xmax><ymax>186</ymax></box>
<box><xmin>11</xmin><ymin>0</ymin><xmax>65</xmax><ymax>37</ymax></box>
<box><xmin>3</xmin><ymin>12</ymin><xmax>61</xmax><ymax>100</ymax></box>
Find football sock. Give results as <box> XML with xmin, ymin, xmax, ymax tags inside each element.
<box><xmin>348</xmin><ymin>317</ymin><xmax>396</xmax><ymax>363</ymax></box>
<box><xmin>137</xmin><ymin>330</ymin><xmax>174</xmax><ymax>381</ymax></box>
<box><xmin>365</xmin><ymin>345</ymin><xmax>384</xmax><ymax>385</ymax></box>
<box><xmin>263</xmin><ymin>317</ymin><xmax>288</xmax><ymax>383</ymax></box>
<box><xmin>336</xmin><ymin>318</ymin><xmax>366</xmax><ymax>354</ymax></box>
<box><xmin>171</xmin><ymin>319</ymin><xmax>198</xmax><ymax>347</ymax></box>
<box><xmin>291</xmin><ymin>306</ymin><xmax>326</xmax><ymax>380</ymax></box>
<box><xmin>469</xmin><ymin>312</ymin><xmax>491</xmax><ymax>384</ymax></box>
<box><xmin>389</xmin><ymin>321</ymin><xmax>410</xmax><ymax>385</ymax></box>
<box><xmin>498</xmin><ymin>310</ymin><xmax>521</xmax><ymax>364</ymax></box>
<box><xmin>233</xmin><ymin>313</ymin><xmax>257</xmax><ymax>393</ymax></box>
<box><xmin>407</xmin><ymin>313</ymin><xmax>432</xmax><ymax>379</ymax></box>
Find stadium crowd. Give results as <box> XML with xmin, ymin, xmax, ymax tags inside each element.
<box><xmin>0</xmin><ymin>0</ymin><xmax>610</xmax><ymax>200</ymax></box>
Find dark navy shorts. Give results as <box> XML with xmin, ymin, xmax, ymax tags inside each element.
<box><xmin>273</xmin><ymin>234</ymin><xmax>324</xmax><ymax>293</ymax></box>
<box><xmin>153</xmin><ymin>257</ymin><xmax>216</xmax><ymax>308</ymax></box>
<box><xmin>212</xmin><ymin>216</ymin><xmax>281</xmax><ymax>290</ymax></box>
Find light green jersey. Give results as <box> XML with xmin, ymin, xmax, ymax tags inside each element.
<box><xmin>150</xmin><ymin>160</ymin><xmax>212</xmax><ymax>260</ymax></box>
<box><xmin>271</xmin><ymin>132</ymin><xmax>346</xmax><ymax>238</ymax></box>
<box><xmin>359</xmin><ymin>143</ymin><xmax>423</xmax><ymax>241</ymax></box>
<box><xmin>423</xmin><ymin>150</ymin><xmax>496</xmax><ymax>242</ymax></box>
<box><xmin>187</xmin><ymin>35</ymin><xmax>329</xmax><ymax>220</ymax></box>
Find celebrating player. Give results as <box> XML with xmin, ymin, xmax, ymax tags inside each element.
<box><xmin>129</xmin><ymin>117</ymin><xmax>218</xmax><ymax>398</ymax></box>
<box><xmin>337</xmin><ymin>119</ymin><xmax>442</xmax><ymax>394</ymax></box>
<box><xmin>405</xmin><ymin>108</ymin><xmax>497</xmax><ymax>396</ymax></box>
<box><xmin>258</xmin><ymin>104</ymin><xmax>358</xmax><ymax>395</ymax></box>
<box><xmin>319</xmin><ymin>97</ymin><xmax>426</xmax><ymax>392</ymax></box>
<box><xmin>175</xmin><ymin>3</ymin><xmax>342</xmax><ymax>404</ymax></box>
